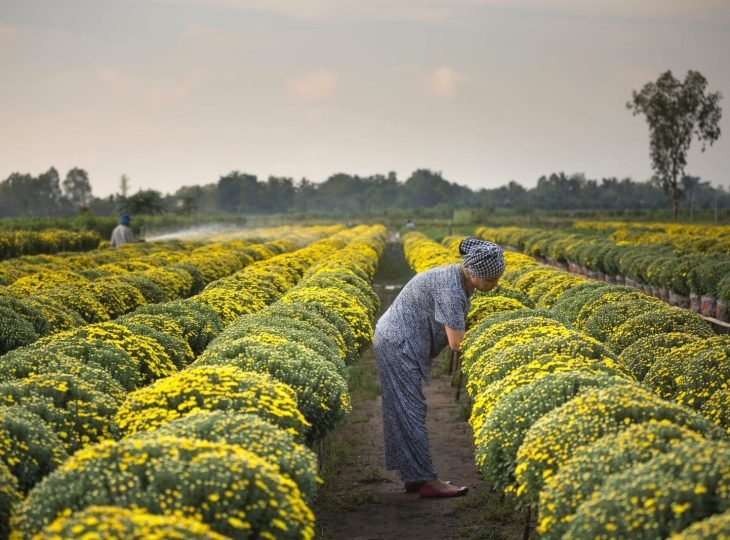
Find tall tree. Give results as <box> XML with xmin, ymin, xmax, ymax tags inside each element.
<box><xmin>63</xmin><ymin>167</ymin><xmax>93</xmax><ymax>210</ymax></box>
<box><xmin>119</xmin><ymin>189</ymin><xmax>166</xmax><ymax>215</ymax></box>
<box><xmin>119</xmin><ymin>174</ymin><xmax>130</xmax><ymax>199</ymax></box>
<box><xmin>628</xmin><ymin>70</ymin><xmax>722</xmax><ymax>220</ymax></box>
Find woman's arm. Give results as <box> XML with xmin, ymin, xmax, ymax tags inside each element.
<box><xmin>445</xmin><ymin>326</ymin><xmax>465</xmax><ymax>352</ymax></box>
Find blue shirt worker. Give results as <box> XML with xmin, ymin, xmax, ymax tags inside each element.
<box><xmin>374</xmin><ymin>236</ymin><xmax>504</xmax><ymax>498</ymax></box>
<box><xmin>110</xmin><ymin>214</ymin><xmax>135</xmax><ymax>247</ymax></box>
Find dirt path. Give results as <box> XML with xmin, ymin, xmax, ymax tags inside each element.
<box><xmin>313</xmin><ymin>241</ymin><xmax>524</xmax><ymax>540</ymax></box>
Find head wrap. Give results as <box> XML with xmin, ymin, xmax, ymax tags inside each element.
<box><xmin>119</xmin><ymin>214</ymin><xmax>131</xmax><ymax>225</ymax></box>
<box><xmin>459</xmin><ymin>236</ymin><xmax>504</xmax><ymax>278</ymax></box>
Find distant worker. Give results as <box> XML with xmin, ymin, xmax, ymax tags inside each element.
<box><xmin>406</xmin><ymin>220</ymin><xmax>416</xmax><ymax>230</ymax></box>
<box><xmin>110</xmin><ymin>213</ymin><xmax>134</xmax><ymax>247</ymax></box>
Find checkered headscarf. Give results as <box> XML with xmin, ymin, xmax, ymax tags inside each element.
<box><xmin>459</xmin><ymin>236</ymin><xmax>504</xmax><ymax>278</ymax></box>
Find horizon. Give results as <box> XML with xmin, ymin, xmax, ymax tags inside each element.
<box><xmin>1</xmin><ymin>0</ymin><xmax>729</xmax><ymax>198</ymax></box>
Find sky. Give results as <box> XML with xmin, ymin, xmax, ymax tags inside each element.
<box><xmin>1</xmin><ymin>0</ymin><xmax>729</xmax><ymax>198</ymax></box>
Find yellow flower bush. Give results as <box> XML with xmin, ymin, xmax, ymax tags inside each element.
<box><xmin>13</xmin><ymin>436</ymin><xmax>315</xmax><ymax>540</ymax></box>
<box><xmin>538</xmin><ymin>420</ymin><xmax>707</xmax><ymax>539</ymax></box>
<box><xmin>0</xmin><ymin>405</ymin><xmax>67</xmax><ymax>493</ymax></box>
<box><xmin>669</xmin><ymin>510</ymin><xmax>730</xmax><ymax>539</ymax></box>
<box><xmin>0</xmin><ymin>229</ymin><xmax>100</xmax><ymax>262</ymax></box>
<box><xmin>0</xmin><ymin>457</ymin><xmax>21</xmax><ymax>540</ymax></box>
<box><xmin>515</xmin><ymin>383</ymin><xmax>724</xmax><ymax>504</ymax></box>
<box><xmin>35</xmin><ymin>505</ymin><xmax>228</xmax><ymax>540</ymax></box>
<box><xmin>195</xmin><ymin>336</ymin><xmax>350</xmax><ymax>442</ymax></box>
<box><xmin>114</xmin><ymin>366</ymin><xmax>309</xmax><ymax>440</ymax></box>
<box><xmin>56</xmin><ymin>322</ymin><xmax>177</xmax><ymax>384</ymax></box>
<box><xmin>402</xmin><ymin>232</ymin><xmax>460</xmax><ymax>273</ymax></box>
<box><xmin>608</xmin><ymin>305</ymin><xmax>714</xmax><ymax>353</ymax></box>
<box><xmin>137</xmin><ymin>410</ymin><xmax>319</xmax><ymax>498</ymax></box>
<box><xmin>618</xmin><ymin>332</ymin><xmax>703</xmax><ymax>382</ymax></box>
<box><xmin>474</xmin><ymin>372</ymin><xmax>632</xmax><ymax>495</ymax></box>
<box><xmin>469</xmin><ymin>353</ymin><xmax>631</xmax><ymax>436</ymax></box>
<box><xmin>0</xmin><ymin>373</ymin><xmax>118</xmax><ymax>453</ymax></box>
<box><xmin>0</xmin><ymin>348</ymin><xmax>125</xmax><ymax>403</ymax></box>
<box><xmin>562</xmin><ymin>440</ymin><xmax>730</xmax><ymax>539</ymax></box>
<box><xmin>466</xmin><ymin>296</ymin><xmax>528</xmax><ymax>329</ymax></box>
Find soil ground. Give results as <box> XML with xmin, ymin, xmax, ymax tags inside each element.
<box><xmin>312</xmin><ymin>241</ymin><xmax>527</xmax><ymax>540</ymax></box>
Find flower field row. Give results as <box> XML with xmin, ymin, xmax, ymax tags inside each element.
<box><xmin>573</xmin><ymin>220</ymin><xmax>730</xmax><ymax>254</ymax></box>
<box><xmin>0</xmin><ymin>227</ymin><xmax>342</xmax><ymax>354</ymax></box>
<box><xmin>0</xmin><ymin>230</ymin><xmax>101</xmax><ymax>261</ymax></box>
<box><xmin>475</xmin><ymin>225</ymin><xmax>730</xmax><ymax>321</ymax></box>
<box><xmin>403</xmin><ymin>232</ymin><xmax>730</xmax><ymax>539</ymax></box>
<box><xmin>0</xmin><ymin>225</ymin><xmax>386</xmax><ymax>539</ymax></box>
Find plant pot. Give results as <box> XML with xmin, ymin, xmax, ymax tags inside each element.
<box><xmin>700</xmin><ymin>295</ymin><xmax>717</xmax><ymax>317</ymax></box>
<box><xmin>614</xmin><ymin>274</ymin><xmax>626</xmax><ymax>285</ymax></box>
<box><xmin>669</xmin><ymin>291</ymin><xmax>690</xmax><ymax>309</ymax></box>
<box><xmin>689</xmin><ymin>292</ymin><xmax>701</xmax><ymax>312</ymax></box>
<box><xmin>568</xmin><ymin>262</ymin><xmax>579</xmax><ymax>274</ymax></box>
<box><xmin>588</xmin><ymin>270</ymin><xmax>598</xmax><ymax>280</ymax></box>
<box><xmin>716</xmin><ymin>299</ymin><xmax>728</xmax><ymax>322</ymax></box>
<box><xmin>659</xmin><ymin>288</ymin><xmax>670</xmax><ymax>303</ymax></box>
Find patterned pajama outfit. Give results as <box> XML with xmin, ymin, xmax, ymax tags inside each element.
<box><xmin>374</xmin><ymin>264</ymin><xmax>471</xmax><ymax>483</ymax></box>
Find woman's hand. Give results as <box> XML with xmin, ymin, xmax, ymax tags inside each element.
<box><xmin>445</xmin><ymin>326</ymin><xmax>465</xmax><ymax>352</ymax></box>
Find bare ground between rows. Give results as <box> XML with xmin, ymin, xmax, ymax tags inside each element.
<box><xmin>313</xmin><ymin>348</ymin><xmax>524</xmax><ymax>540</ymax></box>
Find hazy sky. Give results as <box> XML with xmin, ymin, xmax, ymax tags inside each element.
<box><xmin>1</xmin><ymin>0</ymin><xmax>729</xmax><ymax>197</ymax></box>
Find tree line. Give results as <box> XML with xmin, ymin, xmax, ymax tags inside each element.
<box><xmin>1</xmin><ymin>166</ymin><xmax>729</xmax><ymax>219</ymax></box>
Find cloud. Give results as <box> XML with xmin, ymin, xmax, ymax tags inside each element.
<box><xmin>0</xmin><ymin>22</ymin><xmax>21</xmax><ymax>40</ymax></box>
<box><xmin>144</xmin><ymin>0</ymin><xmax>730</xmax><ymax>26</ymax></box>
<box><xmin>288</xmin><ymin>70</ymin><xmax>338</xmax><ymax>103</ymax></box>
<box><xmin>425</xmin><ymin>66</ymin><xmax>465</xmax><ymax>98</ymax></box>
<box><xmin>183</xmin><ymin>23</ymin><xmax>239</xmax><ymax>48</ymax></box>
<box><xmin>96</xmin><ymin>67</ymin><xmax>190</xmax><ymax>105</ymax></box>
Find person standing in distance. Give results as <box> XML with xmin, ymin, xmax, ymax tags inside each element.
<box><xmin>373</xmin><ymin>236</ymin><xmax>504</xmax><ymax>497</ymax></box>
<box><xmin>110</xmin><ymin>213</ymin><xmax>135</xmax><ymax>247</ymax></box>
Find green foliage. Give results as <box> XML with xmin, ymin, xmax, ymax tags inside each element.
<box><xmin>618</xmin><ymin>332</ymin><xmax>703</xmax><ymax>382</ymax></box>
<box><xmin>0</xmin><ymin>305</ymin><xmax>38</xmax><ymax>354</ymax></box>
<box><xmin>277</xmin><ymin>299</ymin><xmax>357</xmax><ymax>363</ymax></box>
<box><xmin>117</xmin><ymin>321</ymin><xmax>195</xmax><ymax>371</ymax></box>
<box><xmin>266</xmin><ymin>301</ymin><xmax>348</xmax><ymax>362</ymax></box>
<box><xmin>515</xmin><ymin>384</ymin><xmax>724</xmax><ymax>504</ymax></box>
<box><xmin>195</xmin><ymin>336</ymin><xmax>350</xmax><ymax>442</ymax></box>
<box><xmin>32</xmin><ymin>336</ymin><xmax>142</xmax><ymax>392</ymax></box>
<box><xmin>549</xmin><ymin>282</ymin><xmax>612</xmax><ymax>326</ymax></box>
<box><xmin>0</xmin><ymin>459</ymin><xmax>21</xmax><ymax>540</ymax></box>
<box><xmin>37</xmin><ymin>505</ymin><xmax>228</xmax><ymax>539</ymax></box>
<box><xmin>133</xmin><ymin>299</ymin><xmax>223</xmax><ymax>356</ymax></box>
<box><xmin>0</xmin><ymin>295</ymin><xmax>51</xmax><ymax>337</ymax></box>
<box><xmin>628</xmin><ymin>70</ymin><xmax>723</xmax><ymax>219</ymax></box>
<box><xmin>474</xmin><ymin>372</ymin><xmax>630</xmax><ymax>494</ymax></box>
<box><xmin>582</xmin><ymin>296</ymin><xmax>664</xmax><ymax>342</ymax></box>
<box><xmin>0</xmin><ymin>349</ymin><xmax>125</xmax><ymax>403</ymax></box>
<box><xmin>687</xmin><ymin>259</ymin><xmax>730</xmax><ymax>295</ymax></box>
<box><xmin>608</xmin><ymin>306</ymin><xmax>714</xmax><ymax>353</ymax></box>
<box><xmin>0</xmin><ymin>405</ymin><xmax>67</xmax><ymax>493</ymax></box>
<box><xmin>538</xmin><ymin>421</ymin><xmax>707</xmax><ymax>539</ymax></box>
<box><xmin>114</xmin><ymin>274</ymin><xmax>169</xmax><ymax>303</ymax></box>
<box><xmin>564</xmin><ymin>440</ymin><xmax>730</xmax><ymax>539</ymax></box>
<box><xmin>86</xmin><ymin>279</ymin><xmax>147</xmax><ymax>319</ymax></box>
<box><xmin>13</xmin><ymin>437</ymin><xmax>314</xmax><ymax>539</ymax></box>
<box><xmin>0</xmin><ymin>373</ymin><xmax>118</xmax><ymax>453</ymax></box>
<box><xmin>114</xmin><ymin>366</ymin><xmax>309</xmax><ymax>440</ymax></box>
<box><xmin>671</xmin><ymin>511</ymin><xmax>730</xmax><ymax>540</ymax></box>
<box><xmin>139</xmin><ymin>411</ymin><xmax>319</xmax><ymax>498</ymax></box>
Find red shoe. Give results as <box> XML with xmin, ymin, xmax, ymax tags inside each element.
<box><xmin>405</xmin><ymin>480</ymin><xmax>453</xmax><ymax>493</ymax></box>
<box><xmin>419</xmin><ymin>483</ymin><xmax>468</xmax><ymax>498</ymax></box>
